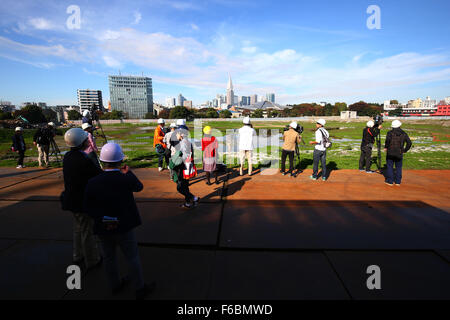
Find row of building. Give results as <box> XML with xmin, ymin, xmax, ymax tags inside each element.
<box><xmin>383</xmin><ymin>96</ymin><xmax>450</xmax><ymax>116</ymax></box>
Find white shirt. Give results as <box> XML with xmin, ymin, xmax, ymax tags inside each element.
<box><xmin>238</xmin><ymin>125</ymin><xmax>256</xmax><ymax>151</ymax></box>
<box><xmin>315</xmin><ymin>128</ymin><xmax>329</xmax><ymax>151</ymax></box>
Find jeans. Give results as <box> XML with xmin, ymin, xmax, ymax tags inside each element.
<box><xmin>359</xmin><ymin>145</ymin><xmax>373</xmax><ymax>171</ymax></box>
<box><xmin>99</xmin><ymin>231</ymin><xmax>145</xmax><ymax>291</ymax></box>
<box><xmin>158</xmin><ymin>151</ymin><xmax>169</xmax><ymax>168</ymax></box>
<box><xmin>177</xmin><ymin>177</ymin><xmax>194</xmax><ymax>202</ymax></box>
<box><xmin>73</xmin><ymin>212</ymin><xmax>101</xmax><ymax>268</ymax></box>
<box><xmin>386</xmin><ymin>156</ymin><xmax>403</xmax><ymax>184</ymax></box>
<box><xmin>281</xmin><ymin>149</ymin><xmax>294</xmax><ymax>173</ymax></box>
<box><xmin>312</xmin><ymin>149</ymin><xmax>327</xmax><ymax>178</ymax></box>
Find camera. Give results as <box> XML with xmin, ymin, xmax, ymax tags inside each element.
<box><xmin>373</xmin><ymin>114</ymin><xmax>383</xmax><ymax>127</ymax></box>
<box><xmin>284</xmin><ymin>125</ymin><xmax>304</xmax><ymax>134</ymax></box>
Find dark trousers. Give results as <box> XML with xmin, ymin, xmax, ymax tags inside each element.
<box><xmin>359</xmin><ymin>145</ymin><xmax>373</xmax><ymax>171</ymax></box>
<box><xmin>17</xmin><ymin>151</ymin><xmax>25</xmax><ymax>166</ymax></box>
<box><xmin>312</xmin><ymin>149</ymin><xmax>327</xmax><ymax>178</ymax></box>
<box><xmin>386</xmin><ymin>156</ymin><xmax>403</xmax><ymax>184</ymax></box>
<box><xmin>158</xmin><ymin>152</ymin><xmax>169</xmax><ymax>168</ymax></box>
<box><xmin>177</xmin><ymin>177</ymin><xmax>194</xmax><ymax>202</ymax></box>
<box><xmin>281</xmin><ymin>149</ymin><xmax>294</xmax><ymax>172</ymax></box>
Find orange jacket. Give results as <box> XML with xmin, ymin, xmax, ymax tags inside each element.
<box><xmin>153</xmin><ymin>125</ymin><xmax>166</xmax><ymax>148</ymax></box>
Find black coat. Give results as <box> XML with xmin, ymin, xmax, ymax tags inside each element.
<box><xmin>62</xmin><ymin>150</ymin><xmax>103</xmax><ymax>213</ymax></box>
<box><xmin>84</xmin><ymin>170</ymin><xmax>143</xmax><ymax>236</ymax></box>
<box><xmin>361</xmin><ymin>127</ymin><xmax>380</xmax><ymax>147</ymax></box>
<box><xmin>12</xmin><ymin>134</ymin><xmax>26</xmax><ymax>152</ymax></box>
<box><xmin>385</xmin><ymin>128</ymin><xmax>412</xmax><ymax>159</ymax></box>
<box><xmin>33</xmin><ymin>127</ymin><xmax>54</xmax><ymax>145</ymax></box>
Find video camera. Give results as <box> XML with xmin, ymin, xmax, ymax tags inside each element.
<box><xmin>283</xmin><ymin>124</ymin><xmax>304</xmax><ymax>134</ymax></box>
<box><xmin>373</xmin><ymin>114</ymin><xmax>383</xmax><ymax>128</ymax></box>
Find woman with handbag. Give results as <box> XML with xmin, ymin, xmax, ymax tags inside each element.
<box><xmin>202</xmin><ymin>126</ymin><xmax>219</xmax><ymax>185</ymax></box>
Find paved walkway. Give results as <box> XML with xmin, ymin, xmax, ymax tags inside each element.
<box><xmin>0</xmin><ymin>167</ymin><xmax>449</xmax><ymax>300</ymax></box>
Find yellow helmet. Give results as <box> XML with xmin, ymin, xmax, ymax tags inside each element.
<box><xmin>203</xmin><ymin>126</ymin><xmax>212</xmax><ymax>135</ymax></box>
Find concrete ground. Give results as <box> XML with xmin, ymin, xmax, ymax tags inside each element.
<box><xmin>0</xmin><ymin>167</ymin><xmax>449</xmax><ymax>300</ymax></box>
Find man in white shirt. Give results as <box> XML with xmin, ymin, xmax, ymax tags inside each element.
<box><xmin>238</xmin><ymin>117</ymin><xmax>256</xmax><ymax>176</ymax></box>
<box><xmin>309</xmin><ymin>119</ymin><xmax>329</xmax><ymax>181</ymax></box>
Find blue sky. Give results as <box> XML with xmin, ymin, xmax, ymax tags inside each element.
<box><xmin>0</xmin><ymin>0</ymin><xmax>449</xmax><ymax>107</ymax></box>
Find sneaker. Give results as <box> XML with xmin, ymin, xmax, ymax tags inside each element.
<box><xmin>359</xmin><ymin>169</ymin><xmax>365</xmax><ymax>172</ymax></box>
<box><xmin>282</xmin><ymin>171</ymin><xmax>291</xmax><ymax>176</ymax></box>
<box><xmin>180</xmin><ymin>202</ymin><xmax>193</xmax><ymax>209</ymax></box>
<box><xmin>309</xmin><ymin>175</ymin><xmax>318</xmax><ymax>181</ymax></box>
<box><xmin>385</xmin><ymin>182</ymin><xmax>394</xmax><ymax>186</ymax></box>
<box><xmin>136</xmin><ymin>281</ymin><xmax>156</xmax><ymax>300</ymax></box>
<box><xmin>158</xmin><ymin>167</ymin><xmax>163</xmax><ymax>172</ymax></box>
<box><xmin>16</xmin><ymin>165</ymin><xmax>22</xmax><ymax>169</ymax></box>
<box><xmin>322</xmin><ymin>177</ymin><xmax>327</xmax><ymax>181</ymax></box>
<box><xmin>365</xmin><ymin>171</ymin><xmax>375</xmax><ymax>174</ymax></box>
<box><xmin>193</xmin><ymin>196</ymin><xmax>200</xmax><ymax>203</ymax></box>
<box><xmin>394</xmin><ymin>183</ymin><xmax>401</xmax><ymax>187</ymax></box>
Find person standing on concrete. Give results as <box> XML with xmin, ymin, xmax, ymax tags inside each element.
<box><xmin>384</xmin><ymin>120</ymin><xmax>412</xmax><ymax>186</ymax></box>
<box><xmin>61</xmin><ymin>128</ymin><xmax>102</xmax><ymax>270</ymax></box>
<box><xmin>163</xmin><ymin>123</ymin><xmax>177</xmax><ymax>180</ymax></box>
<box><xmin>33</xmin><ymin>122</ymin><xmax>55</xmax><ymax>168</ymax></box>
<box><xmin>309</xmin><ymin>119</ymin><xmax>330</xmax><ymax>181</ymax></box>
<box><xmin>84</xmin><ymin>143</ymin><xmax>155</xmax><ymax>299</ymax></box>
<box><xmin>281</xmin><ymin>122</ymin><xmax>302</xmax><ymax>177</ymax></box>
<box><xmin>238</xmin><ymin>117</ymin><xmax>256</xmax><ymax>176</ymax></box>
<box><xmin>202</xmin><ymin>126</ymin><xmax>219</xmax><ymax>185</ymax></box>
<box><xmin>82</xmin><ymin>123</ymin><xmax>100</xmax><ymax>168</ymax></box>
<box><xmin>153</xmin><ymin>118</ymin><xmax>169</xmax><ymax>172</ymax></box>
<box><xmin>12</xmin><ymin>127</ymin><xmax>26</xmax><ymax>169</ymax></box>
<box><xmin>359</xmin><ymin>120</ymin><xmax>382</xmax><ymax>173</ymax></box>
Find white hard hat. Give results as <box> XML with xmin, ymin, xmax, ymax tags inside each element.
<box><xmin>317</xmin><ymin>119</ymin><xmax>326</xmax><ymax>126</ymax></box>
<box><xmin>64</xmin><ymin>128</ymin><xmax>88</xmax><ymax>147</ymax></box>
<box><xmin>243</xmin><ymin>116</ymin><xmax>251</xmax><ymax>125</ymax></box>
<box><xmin>15</xmin><ymin>127</ymin><xmax>23</xmax><ymax>131</ymax></box>
<box><xmin>176</xmin><ymin>119</ymin><xmax>186</xmax><ymax>126</ymax></box>
<box><xmin>289</xmin><ymin>121</ymin><xmax>298</xmax><ymax>129</ymax></box>
<box><xmin>48</xmin><ymin>122</ymin><xmax>55</xmax><ymax>127</ymax></box>
<box><xmin>391</xmin><ymin>120</ymin><xmax>402</xmax><ymax>128</ymax></box>
<box><xmin>157</xmin><ymin>118</ymin><xmax>165</xmax><ymax>124</ymax></box>
<box><xmin>367</xmin><ymin>120</ymin><xmax>375</xmax><ymax>128</ymax></box>
<box><xmin>170</xmin><ymin>123</ymin><xmax>177</xmax><ymax>128</ymax></box>
<box><xmin>82</xmin><ymin>110</ymin><xmax>90</xmax><ymax>117</ymax></box>
<box><xmin>81</xmin><ymin>123</ymin><xmax>92</xmax><ymax>130</ymax></box>
<box><xmin>99</xmin><ymin>143</ymin><xmax>125</xmax><ymax>162</ymax></box>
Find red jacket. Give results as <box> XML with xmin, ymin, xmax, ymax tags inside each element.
<box><xmin>153</xmin><ymin>125</ymin><xmax>166</xmax><ymax>148</ymax></box>
<box><xmin>202</xmin><ymin>136</ymin><xmax>217</xmax><ymax>158</ymax></box>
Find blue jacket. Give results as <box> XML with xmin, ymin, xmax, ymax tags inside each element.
<box><xmin>12</xmin><ymin>134</ymin><xmax>26</xmax><ymax>152</ymax></box>
<box><xmin>84</xmin><ymin>170</ymin><xmax>143</xmax><ymax>235</ymax></box>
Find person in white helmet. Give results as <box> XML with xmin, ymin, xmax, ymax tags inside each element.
<box><xmin>82</xmin><ymin>123</ymin><xmax>100</xmax><ymax>168</ymax></box>
<box><xmin>153</xmin><ymin>118</ymin><xmax>169</xmax><ymax>172</ymax></box>
<box><xmin>384</xmin><ymin>120</ymin><xmax>412</xmax><ymax>186</ymax></box>
<box><xmin>359</xmin><ymin>120</ymin><xmax>382</xmax><ymax>173</ymax></box>
<box><xmin>82</xmin><ymin>110</ymin><xmax>92</xmax><ymax>126</ymax></box>
<box><xmin>61</xmin><ymin>128</ymin><xmax>102</xmax><ymax>270</ymax></box>
<box><xmin>33</xmin><ymin>122</ymin><xmax>55</xmax><ymax>168</ymax></box>
<box><xmin>84</xmin><ymin>143</ymin><xmax>155</xmax><ymax>299</ymax></box>
<box><xmin>281</xmin><ymin>122</ymin><xmax>302</xmax><ymax>176</ymax></box>
<box><xmin>163</xmin><ymin>123</ymin><xmax>177</xmax><ymax>179</ymax></box>
<box><xmin>238</xmin><ymin>116</ymin><xmax>256</xmax><ymax>176</ymax></box>
<box><xmin>309</xmin><ymin>119</ymin><xmax>330</xmax><ymax>181</ymax></box>
<box><xmin>12</xmin><ymin>127</ymin><xmax>26</xmax><ymax>169</ymax></box>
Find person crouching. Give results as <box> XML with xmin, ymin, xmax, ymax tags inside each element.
<box><xmin>83</xmin><ymin>143</ymin><xmax>155</xmax><ymax>299</ymax></box>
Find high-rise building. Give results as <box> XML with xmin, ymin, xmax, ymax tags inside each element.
<box><xmin>241</xmin><ymin>96</ymin><xmax>250</xmax><ymax>106</ymax></box>
<box><xmin>183</xmin><ymin>100</ymin><xmax>193</xmax><ymax>109</ymax></box>
<box><xmin>226</xmin><ymin>75</ymin><xmax>234</xmax><ymax>106</ymax></box>
<box><xmin>422</xmin><ymin>96</ymin><xmax>436</xmax><ymax>109</ymax></box>
<box><xmin>177</xmin><ymin>94</ymin><xmax>186</xmax><ymax>107</ymax></box>
<box><xmin>445</xmin><ymin>97</ymin><xmax>450</xmax><ymax>105</ymax></box>
<box><xmin>109</xmin><ymin>75</ymin><xmax>153</xmax><ymax>119</ymax></box>
<box><xmin>250</xmin><ymin>94</ymin><xmax>258</xmax><ymax>105</ymax></box>
<box><xmin>166</xmin><ymin>97</ymin><xmax>176</xmax><ymax>108</ymax></box>
<box><xmin>266</xmin><ymin>93</ymin><xmax>275</xmax><ymax>103</ymax></box>
<box><xmin>77</xmin><ymin>89</ymin><xmax>103</xmax><ymax>113</ymax></box>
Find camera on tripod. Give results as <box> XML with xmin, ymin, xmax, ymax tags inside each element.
<box><xmin>373</xmin><ymin>114</ymin><xmax>383</xmax><ymax>128</ymax></box>
<box><xmin>284</xmin><ymin>124</ymin><xmax>304</xmax><ymax>134</ymax></box>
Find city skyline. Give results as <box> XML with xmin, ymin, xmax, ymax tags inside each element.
<box><xmin>0</xmin><ymin>0</ymin><xmax>450</xmax><ymax>107</ymax></box>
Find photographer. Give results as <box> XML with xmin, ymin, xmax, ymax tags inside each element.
<box><xmin>359</xmin><ymin>120</ymin><xmax>381</xmax><ymax>173</ymax></box>
<box><xmin>33</xmin><ymin>122</ymin><xmax>55</xmax><ymax>168</ymax></box>
<box><xmin>82</xmin><ymin>110</ymin><xmax>93</xmax><ymax>126</ymax></box>
<box><xmin>281</xmin><ymin>122</ymin><xmax>302</xmax><ymax>177</ymax></box>
<box><xmin>384</xmin><ymin>120</ymin><xmax>412</xmax><ymax>186</ymax></box>
<box><xmin>12</xmin><ymin>127</ymin><xmax>26</xmax><ymax>169</ymax></box>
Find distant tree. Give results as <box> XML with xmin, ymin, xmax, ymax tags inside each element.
<box><xmin>251</xmin><ymin>109</ymin><xmax>264</xmax><ymax>118</ymax></box>
<box><xmin>335</xmin><ymin>102</ymin><xmax>347</xmax><ymax>111</ymax></box>
<box><xmin>267</xmin><ymin>109</ymin><xmax>280</xmax><ymax>118</ymax></box>
<box><xmin>349</xmin><ymin>101</ymin><xmax>382</xmax><ymax>117</ymax></box>
<box><xmin>42</xmin><ymin>109</ymin><xmax>57</xmax><ymax>122</ymax></box>
<box><xmin>100</xmin><ymin>110</ymin><xmax>123</xmax><ymax>120</ymax></box>
<box><xmin>67</xmin><ymin>109</ymin><xmax>82</xmax><ymax>120</ymax></box>
<box><xmin>324</xmin><ymin>103</ymin><xmax>334</xmax><ymax>116</ymax></box>
<box><xmin>389</xmin><ymin>107</ymin><xmax>403</xmax><ymax>117</ymax></box>
<box><xmin>14</xmin><ymin>105</ymin><xmax>46</xmax><ymax>124</ymax></box>
<box><xmin>0</xmin><ymin>111</ymin><xmax>13</xmax><ymax>120</ymax></box>
<box><xmin>219</xmin><ymin>109</ymin><xmax>232</xmax><ymax>118</ymax></box>
<box><xmin>144</xmin><ymin>112</ymin><xmax>156</xmax><ymax>119</ymax></box>
<box><xmin>169</xmin><ymin>106</ymin><xmax>190</xmax><ymax>119</ymax></box>
<box><xmin>158</xmin><ymin>109</ymin><xmax>170</xmax><ymax>119</ymax></box>
<box><xmin>206</xmin><ymin>109</ymin><xmax>219</xmax><ymax>118</ymax></box>
<box><xmin>390</xmin><ymin>100</ymin><xmax>399</xmax><ymax>105</ymax></box>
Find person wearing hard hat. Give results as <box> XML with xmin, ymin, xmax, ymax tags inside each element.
<box><xmin>33</xmin><ymin>122</ymin><xmax>55</xmax><ymax>168</ymax></box>
<box><xmin>153</xmin><ymin>118</ymin><xmax>169</xmax><ymax>172</ymax></box>
<box><xmin>238</xmin><ymin>116</ymin><xmax>256</xmax><ymax>176</ymax></box>
<box><xmin>309</xmin><ymin>119</ymin><xmax>330</xmax><ymax>181</ymax></box>
<box><xmin>163</xmin><ymin>123</ymin><xmax>178</xmax><ymax>180</ymax></box>
<box><xmin>281</xmin><ymin>122</ymin><xmax>302</xmax><ymax>177</ymax></box>
<box><xmin>82</xmin><ymin>110</ymin><xmax>92</xmax><ymax>126</ymax></box>
<box><xmin>384</xmin><ymin>120</ymin><xmax>412</xmax><ymax>186</ymax></box>
<box><xmin>202</xmin><ymin>126</ymin><xmax>219</xmax><ymax>185</ymax></box>
<box><xmin>12</xmin><ymin>127</ymin><xmax>26</xmax><ymax>169</ymax></box>
<box><xmin>82</xmin><ymin>123</ymin><xmax>100</xmax><ymax>168</ymax></box>
<box><xmin>61</xmin><ymin>128</ymin><xmax>103</xmax><ymax>270</ymax></box>
<box><xmin>359</xmin><ymin>120</ymin><xmax>382</xmax><ymax>173</ymax></box>
<box><xmin>84</xmin><ymin>143</ymin><xmax>155</xmax><ymax>299</ymax></box>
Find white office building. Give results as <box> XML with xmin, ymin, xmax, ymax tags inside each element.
<box><xmin>77</xmin><ymin>89</ymin><xmax>104</xmax><ymax>113</ymax></box>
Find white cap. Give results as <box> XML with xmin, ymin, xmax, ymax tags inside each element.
<box><xmin>82</xmin><ymin>110</ymin><xmax>90</xmax><ymax>117</ymax></box>
<box><xmin>243</xmin><ymin>116</ymin><xmax>251</xmax><ymax>125</ymax></box>
<box><xmin>157</xmin><ymin>118</ymin><xmax>165</xmax><ymax>124</ymax></box>
<box><xmin>48</xmin><ymin>122</ymin><xmax>55</xmax><ymax>127</ymax></box>
<box><xmin>15</xmin><ymin>127</ymin><xmax>23</xmax><ymax>131</ymax></box>
<box><xmin>99</xmin><ymin>143</ymin><xmax>125</xmax><ymax>162</ymax></box>
<box><xmin>176</xmin><ymin>119</ymin><xmax>186</xmax><ymax>126</ymax></box>
<box><xmin>64</xmin><ymin>128</ymin><xmax>88</xmax><ymax>147</ymax></box>
<box><xmin>366</xmin><ymin>120</ymin><xmax>374</xmax><ymax>128</ymax></box>
<box><xmin>391</xmin><ymin>120</ymin><xmax>402</xmax><ymax>128</ymax></box>
<box><xmin>170</xmin><ymin>123</ymin><xmax>177</xmax><ymax>128</ymax></box>
<box><xmin>289</xmin><ymin>121</ymin><xmax>298</xmax><ymax>129</ymax></box>
<box><xmin>317</xmin><ymin>119</ymin><xmax>326</xmax><ymax>126</ymax></box>
<box><xmin>81</xmin><ymin>123</ymin><xmax>92</xmax><ymax>130</ymax></box>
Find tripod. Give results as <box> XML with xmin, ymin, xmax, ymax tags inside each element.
<box><xmin>91</xmin><ymin>111</ymin><xmax>107</xmax><ymax>145</ymax></box>
<box><xmin>375</xmin><ymin>131</ymin><xmax>382</xmax><ymax>173</ymax></box>
<box><xmin>293</xmin><ymin>139</ymin><xmax>306</xmax><ymax>177</ymax></box>
<box><xmin>49</xmin><ymin>138</ymin><xmax>62</xmax><ymax>164</ymax></box>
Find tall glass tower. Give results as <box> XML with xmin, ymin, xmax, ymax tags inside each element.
<box><xmin>109</xmin><ymin>75</ymin><xmax>153</xmax><ymax>119</ymax></box>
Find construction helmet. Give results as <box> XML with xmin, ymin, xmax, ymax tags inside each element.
<box><xmin>170</xmin><ymin>123</ymin><xmax>177</xmax><ymax>128</ymax></box>
<box><xmin>391</xmin><ymin>120</ymin><xmax>402</xmax><ymax>128</ymax></box>
<box><xmin>82</xmin><ymin>110</ymin><xmax>90</xmax><ymax>117</ymax></box>
<box><xmin>64</xmin><ymin>128</ymin><xmax>88</xmax><ymax>147</ymax></box>
<box><xmin>15</xmin><ymin>127</ymin><xmax>23</xmax><ymax>132</ymax></box>
<box><xmin>317</xmin><ymin>119</ymin><xmax>326</xmax><ymax>126</ymax></box>
<box><xmin>81</xmin><ymin>123</ymin><xmax>92</xmax><ymax>130</ymax></box>
<box><xmin>289</xmin><ymin>121</ymin><xmax>298</xmax><ymax>129</ymax></box>
<box><xmin>157</xmin><ymin>118</ymin><xmax>165</xmax><ymax>124</ymax></box>
<box><xmin>243</xmin><ymin>116</ymin><xmax>251</xmax><ymax>124</ymax></box>
<box><xmin>366</xmin><ymin>120</ymin><xmax>375</xmax><ymax>128</ymax></box>
<box><xmin>100</xmin><ymin>143</ymin><xmax>124</xmax><ymax>162</ymax></box>
<box><xmin>176</xmin><ymin>119</ymin><xmax>186</xmax><ymax>126</ymax></box>
<box><xmin>203</xmin><ymin>126</ymin><xmax>212</xmax><ymax>135</ymax></box>
<box><xmin>48</xmin><ymin>122</ymin><xmax>55</xmax><ymax>127</ymax></box>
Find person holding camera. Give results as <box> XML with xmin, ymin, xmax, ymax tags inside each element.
<box><xmin>12</xmin><ymin>127</ymin><xmax>26</xmax><ymax>169</ymax></box>
<box><xmin>384</xmin><ymin>120</ymin><xmax>412</xmax><ymax>186</ymax></box>
<box><xmin>359</xmin><ymin>120</ymin><xmax>381</xmax><ymax>173</ymax></box>
<box><xmin>309</xmin><ymin>119</ymin><xmax>330</xmax><ymax>181</ymax></box>
<box><xmin>281</xmin><ymin>122</ymin><xmax>302</xmax><ymax>177</ymax></box>
<box><xmin>33</xmin><ymin>122</ymin><xmax>55</xmax><ymax>168</ymax></box>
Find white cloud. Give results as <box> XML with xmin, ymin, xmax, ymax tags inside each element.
<box><xmin>241</xmin><ymin>46</ymin><xmax>257</xmax><ymax>54</ymax></box>
<box><xmin>133</xmin><ymin>12</ymin><xmax>142</xmax><ymax>25</ymax></box>
<box><xmin>190</xmin><ymin>23</ymin><xmax>199</xmax><ymax>31</ymax></box>
<box><xmin>29</xmin><ymin>18</ymin><xmax>54</xmax><ymax>30</ymax></box>
<box><xmin>102</xmin><ymin>55</ymin><xmax>122</xmax><ymax>68</ymax></box>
